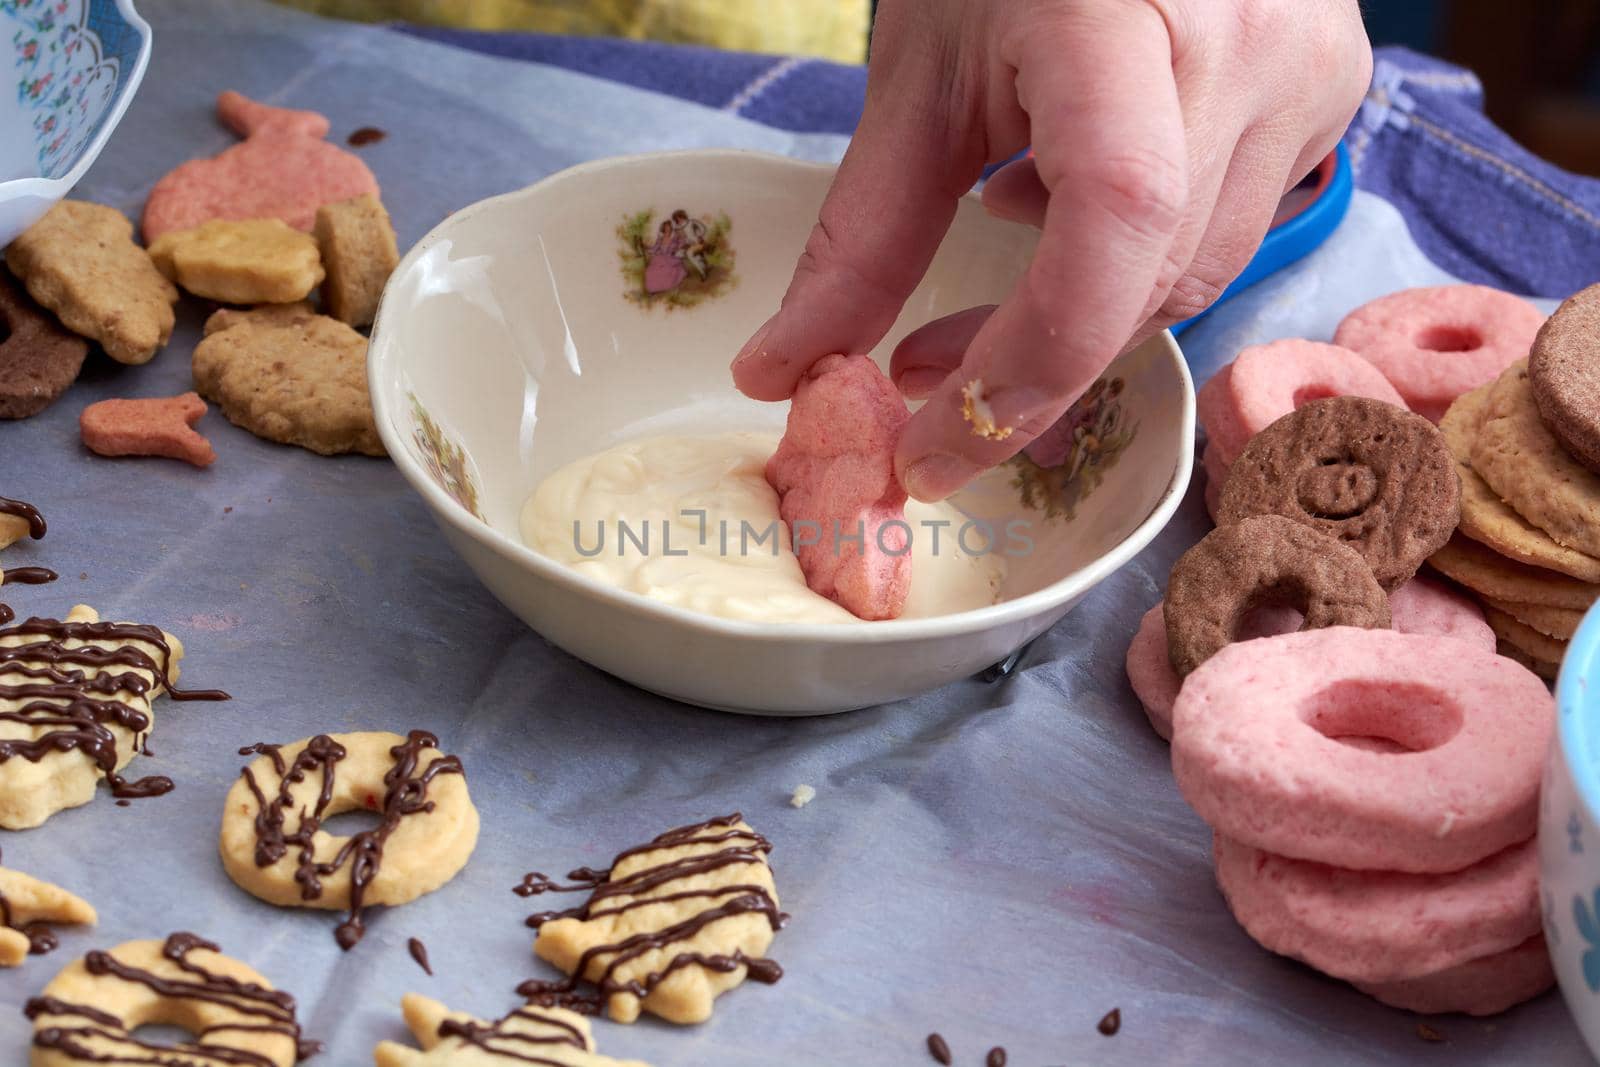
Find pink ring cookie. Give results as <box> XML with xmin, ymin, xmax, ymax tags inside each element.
<box><xmin>1171</xmin><ymin>628</ymin><xmax>1552</xmax><ymax>873</ymax></box>
<box><xmin>1333</xmin><ymin>286</ymin><xmax>1545</xmax><ymax>423</ymax></box>
<box><xmin>1355</xmin><ymin>934</ymin><xmax>1554</xmax><ymax>1016</ymax></box>
<box><xmin>1228</xmin><ymin>339</ymin><xmax>1407</xmax><ymax>441</ymax></box>
<box><xmin>1213</xmin><ymin>833</ymin><xmax>1539</xmax><ymax>985</ymax></box>
<box><xmin>1388</xmin><ymin>574</ymin><xmax>1493</xmax><ymax>651</ymax></box>
<box><xmin>1196</xmin><ymin>365</ymin><xmax>1248</xmax><ymax>465</ymax></box>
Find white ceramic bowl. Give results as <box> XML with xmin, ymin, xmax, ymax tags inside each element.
<box><xmin>0</xmin><ymin>0</ymin><xmax>150</xmax><ymax>246</ymax></box>
<box><xmin>1542</xmin><ymin>602</ymin><xmax>1600</xmax><ymax>1054</ymax></box>
<box><xmin>369</xmin><ymin>150</ymin><xmax>1193</xmax><ymax>714</ymax></box>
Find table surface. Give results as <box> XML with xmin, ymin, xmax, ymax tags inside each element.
<box><xmin>0</xmin><ymin>1</ymin><xmax>1590</xmax><ymax>1064</ymax></box>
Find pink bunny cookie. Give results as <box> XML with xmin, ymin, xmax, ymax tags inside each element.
<box><xmin>1334</xmin><ymin>285</ymin><xmax>1545</xmax><ymax>423</ymax></box>
<box><xmin>143</xmin><ymin>92</ymin><xmax>379</xmax><ymax>241</ymax></box>
<box><xmin>1171</xmin><ymin>628</ymin><xmax>1552</xmax><ymax>873</ymax></box>
<box><xmin>767</xmin><ymin>354</ymin><xmax>912</xmax><ymax>620</ymax></box>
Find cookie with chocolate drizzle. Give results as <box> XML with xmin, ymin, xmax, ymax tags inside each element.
<box><xmin>0</xmin><ymin>847</ymin><xmax>95</xmax><ymax>966</ymax></box>
<box><xmin>515</xmin><ymin>813</ymin><xmax>786</xmax><ymax>1025</ymax></box>
<box><xmin>373</xmin><ymin>992</ymin><xmax>653</xmax><ymax>1066</ymax></box>
<box><xmin>26</xmin><ymin>932</ymin><xmax>319</xmax><ymax>1066</ymax></box>
<box><xmin>220</xmin><ymin>730</ymin><xmax>479</xmax><ymax>949</ymax></box>
<box><xmin>0</xmin><ymin>604</ymin><xmax>225</xmax><ymax>829</ymax></box>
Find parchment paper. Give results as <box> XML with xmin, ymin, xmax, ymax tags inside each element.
<box><xmin>0</xmin><ymin>1</ymin><xmax>1587</xmax><ymax>1063</ymax></box>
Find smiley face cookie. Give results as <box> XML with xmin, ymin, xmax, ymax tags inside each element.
<box><xmin>220</xmin><ymin>731</ymin><xmax>479</xmax><ymax>949</ymax></box>
<box><xmin>517</xmin><ymin>814</ymin><xmax>785</xmax><ymax>1025</ymax></box>
<box><xmin>26</xmin><ymin>933</ymin><xmax>315</xmax><ymax>1067</ymax></box>
<box><xmin>4</xmin><ymin>201</ymin><xmax>178</xmax><ymax>365</ymax></box>
<box><xmin>374</xmin><ymin>994</ymin><xmax>653</xmax><ymax>1067</ymax></box>
<box><xmin>0</xmin><ymin>852</ymin><xmax>95</xmax><ymax>966</ymax></box>
<box><xmin>148</xmin><ymin>218</ymin><xmax>324</xmax><ymax>305</ymax></box>
<box><xmin>193</xmin><ymin>304</ymin><xmax>385</xmax><ymax>456</ymax></box>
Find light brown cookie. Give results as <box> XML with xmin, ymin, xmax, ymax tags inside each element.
<box><xmin>1427</xmin><ymin>534</ymin><xmax>1600</xmax><ymax>611</ymax></box>
<box><xmin>1485</xmin><ymin>606</ymin><xmax>1568</xmax><ymax>666</ymax></box>
<box><xmin>1473</xmin><ymin>361</ymin><xmax>1600</xmax><ymax>558</ymax></box>
<box><xmin>373</xmin><ymin>994</ymin><xmax>652</xmax><ymax>1067</ymax></box>
<box><xmin>315</xmin><ymin>193</ymin><xmax>398</xmax><ymax>328</ymax></box>
<box><xmin>193</xmin><ymin>306</ymin><xmax>385</xmax><ymax>456</ymax></box>
<box><xmin>3</xmin><ymin>201</ymin><xmax>177</xmax><ymax>365</ymax></box>
<box><xmin>1483</xmin><ymin>598</ymin><xmax>1583</xmax><ymax>641</ymax></box>
<box><xmin>1497</xmin><ymin>640</ymin><xmax>1559</xmax><ymax>682</ymax></box>
<box><xmin>0</xmin><ymin>860</ymin><xmax>95</xmax><ymax>966</ymax></box>
<box><xmin>148</xmin><ymin>218</ymin><xmax>323</xmax><ymax>305</ymax></box>
<box><xmin>1440</xmin><ymin>386</ymin><xmax>1600</xmax><ymax>581</ymax></box>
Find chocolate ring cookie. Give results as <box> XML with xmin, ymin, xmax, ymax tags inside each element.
<box><xmin>1217</xmin><ymin>396</ymin><xmax>1459</xmax><ymax>589</ymax></box>
<box><xmin>0</xmin><ymin>269</ymin><xmax>87</xmax><ymax>420</ymax></box>
<box><xmin>1530</xmin><ymin>283</ymin><xmax>1600</xmax><ymax>475</ymax></box>
<box><xmin>1165</xmin><ymin>514</ymin><xmax>1390</xmax><ymax>677</ymax></box>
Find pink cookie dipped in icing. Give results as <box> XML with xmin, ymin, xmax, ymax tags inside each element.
<box><xmin>143</xmin><ymin>92</ymin><xmax>379</xmax><ymax>241</ymax></box>
<box><xmin>1213</xmin><ymin>834</ymin><xmax>1539</xmax><ymax>985</ymax></box>
<box><xmin>1227</xmin><ymin>339</ymin><xmax>1408</xmax><ymax>440</ymax></box>
<box><xmin>1171</xmin><ymin>628</ymin><xmax>1553</xmax><ymax>873</ymax></box>
<box><xmin>1355</xmin><ymin>934</ymin><xmax>1555</xmax><ymax>1016</ymax></box>
<box><xmin>1196</xmin><ymin>364</ymin><xmax>1248</xmax><ymax>465</ymax></box>
<box><xmin>1388</xmin><ymin>573</ymin><xmax>1494</xmax><ymax>651</ymax></box>
<box><xmin>1333</xmin><ymin>285</ymin><xmax>1545</xmax><ymax>423</ymax></box>
<box><xmin>767</xmin><ymin>354</ymin><xmax>913</xmax><ymax>620</ymax></box>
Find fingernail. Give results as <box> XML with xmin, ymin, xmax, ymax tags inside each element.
<box><xmin>901</xmin><ymin>453</ymin><xmax>981</xmax><ymax>502</ymax></box>
<box><xmin>895</xmin><ymin>366</ymin><xmax>950</xmax><ymax>400</ymax></box>
<box><xmin>731</xmin><ymin>314</ymin><xmax>777</xmax><ymax>370</ymax></box>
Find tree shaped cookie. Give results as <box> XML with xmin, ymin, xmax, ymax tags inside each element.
<box><xmin>374</xmin><ymin>994</ymin><xmax>651</xmax><ymax>1066</ymax></box>
<box><xmin>0</xmin><ymin>851</ymin><xmax>95</xmax><ymax>966</ymax></box>
<box><xmin>516</xmin><ymin>814</ymin><xmax>785</xmax><ymax>1024</ymax></box>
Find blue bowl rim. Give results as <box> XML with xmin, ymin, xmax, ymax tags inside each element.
<box><xmin>0</xmin><ymin>0</ymin><xmax>152</xmax><ymax>197</ymax></box>
<box><xmin>1555</xmin><ymin>599</ymin><xmax>1600</xmax><ymax>822</ymax></box>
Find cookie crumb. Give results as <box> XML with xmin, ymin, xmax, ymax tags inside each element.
<box><xmin>76</xmin><ymin>573</ymin><xmax>87</xmax><ymax>581</ymax></box>
<box><xmin>789</xmin><ymin>784</ymin><xmax>816</xmax><ymax>809</ymax></box>
<box><xmin>961</xmin><ymin>378</ymin><xmax>1013</xmax><ymax>441</ymax></box>
<box><xmin>224</xmin><ymin>506</ymin><xmax>233</xmax><ymax>514</ymax></box>
<box><xmin>347</xmin><ymin>126</ymin><xmax>387</xmax><ymax>147</ymax></box>
<box><xmin>1416</xmin><ymin>1023</ymin><xmax>1445</xmax><ymax>1043</ymax></box>
<box><xmin>1097</xmin><ymin>1008</ymin><xmax>1121</xmax><ymax>1036</ymax></box>
<box><xmin>925</xmin><ymin>1033</ymin><xmax>952</xmax><ymax>1065</ymax></box>
<box><xmin>986</xmin><ymin>1047</ymin><xmax>1007</xmax><ymax>1067</ymax></box>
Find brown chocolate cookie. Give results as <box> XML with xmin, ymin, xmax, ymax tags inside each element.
<box><xmin>1165</xmin><ymin>514</ymin><xmax>1391</xmax><ymax>677</ymax></box>
<box><xmin>1217</xmin><ymin>396</ymin><xmax>1459</xmax><ymax>589</ymax></box>
<box><xmin>0</xmin><ymin>269</ymin><xmax>88</xmax><ymax>419</ymax></box>
<box><xmin>1529</xmin><ymin>283</ymin><xmax>1600</xmax><ymax>475</ymax></box>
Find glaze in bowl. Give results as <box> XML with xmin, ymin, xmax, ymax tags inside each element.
<box><xmin>369</xmin><ymin>149</ymin><xmax>1193</xmax><ymax>714</ymax></box>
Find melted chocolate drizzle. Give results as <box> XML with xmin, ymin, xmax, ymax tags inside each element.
<box><xmin>4</xmin><ymin>567</ymin><xmax>57</xmax><ymax>585</ymax></box>
<box><xmin>237</xmin><ymin>731</ymin><xmax>464</xmax><ymax>950</ymax></box>
<box><xmin>436</xmin><ymin>1005</ymin><xmax>591</xmax><ymax>1065</ymax></box>
<box><xmin>0</xmin><ymin>615</ymin><xmax>228</xmax><ymax>803</ymax></box>
<box><xmin>0</xmin><ymin>497</ymin><xmax>46</xmax><ymax>540</ymax></box>
<box><xmin>513</xmin><ymin>813</ymin><xmax>786</xmax><ymax>1015</ymax></box>
<box><xmin>407</xmin><ymin>936</ymin><xmax>432</xmax><ymax>976</ymax></box>
<box><xmin>927</xmin><ymin>1032</ymin><xmax>953</xmax><ymax>1064</ymax></box>
<box><xmin>25</xmin><ymin>931</ymin><xmax>321</xmax><ymax>1063</ymax></box>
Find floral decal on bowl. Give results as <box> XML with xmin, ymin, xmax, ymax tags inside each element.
<box><xmin>5</xmin><ymin>0</ymin><xmax>131</xmax><ymax>179</ymax></box>
<box><xmin>409</xmin><ymin>393</ymin><xmax>483</xmax><ymax>522</ymax></box>
<box><xmin>1009</xmin><ymin>376</ymin><xmax>1139</xmax><ymax>522</ymax></box>
<box><xmin>618</xmin><ymin>208</ymin><xmax>735</xmax><ymax>309</ymax></box>
<box><xmin>1573</xmin><ymin>889</ymin><xmax>1600</xmax><ymax>991</ymax></box>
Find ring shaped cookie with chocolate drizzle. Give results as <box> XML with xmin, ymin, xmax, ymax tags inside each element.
<box><xmin>515</xmin><ymin>814</ymin><xmax>786</xmax><ymax>1025</ymax></box>
<box><xmin>220</xmin><ymin>731</ymin><xmax>479</xmax><ymax>949</ymax></box>
<box><xmin>374</xmin><ymin>993</ymin><xmax>653</xmax><ymax>1067</ymax></box>
<box><xmin>1218</xmin><ymin>396</ymin><xmax>1460</xmax><ymax>590</ymax></box>
<box><xmin>26</xmin><ymin>933</ymin><xmax>318</xmax><ymax>1067</ymax></box>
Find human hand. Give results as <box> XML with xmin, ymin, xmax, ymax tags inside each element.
<box><xmin>731</xmin><ymin>0</ymin><xmax>1371</xmax><ymax>500</ymax></box>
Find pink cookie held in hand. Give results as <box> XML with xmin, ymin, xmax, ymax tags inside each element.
<box><xmin>80</xmin><ymin>392</ymin><xmax>216</xmax><ymax>468</ymax></box>
<box><xmin>767</xmin><ymin>354</ymin><xmax>912</xmax><ymax>621</ymax></box>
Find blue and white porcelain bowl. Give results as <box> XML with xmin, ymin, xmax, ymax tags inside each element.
<box><xmin>0</xmin><ymin>0</ymin><xmax>150</xmax><ymax>246</ymax></box>
<box><xmin>1542</xmin><ymin>602</ymin><xmax>1600</xmax><ymax>1055</ymax></box>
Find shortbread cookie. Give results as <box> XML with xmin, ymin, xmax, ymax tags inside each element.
<box><xmin>0</xmin><ymin>496</ymin><xmax>45</xmax><ymax>550</ymax></box>
<box><xmin>1497</xmin><ymin>640</ymin><xmax>1560</xmax><ymax>682</ymax></box>
<box><xmin>143</xmin><ymin>91</ymin><xmax>379</xmax><ymax>240</ymax></box>
<box><xmin>374</xmin><ymin>993</ymin><xmax>652</xmax><ymax>1066</ymax></box>
<box><xmin>1355</xmin><ymin>933</ymin><xmax>1554</xmax><ymax>1016</ymax></box>
<box><xmin>80</xmin><ymin>393</ymin><xmax>215</xmax><ymax>468</ymax></box>
<box><xmin>0</xmin><ymin>606</ymin><xmax>196</xmax><ymax>829</ymax></box>
<box><xmin>1529</xmin><ymin>283</ymin><xmax>1600</xmax><ymax>475</ymax></box>
<box><xmin>1440</xmin><ymin>386</ymin><xmax>1600</xmax><ymax>582</ymax></box>
<box><xmin>1218</xmin><ymin>396</ymin><xmax>1458</xmax><ymax>589</ymax></box>
<box><xmin>4</xmin><ymin>201</ymin><xmax>177</xmax><ymax>365</ymax></box>
<box><xmin>220</xmin><ymin>730</ymin><xmax>478</xmax><ymax>949</ymax></box>
<box><xmin>1484</xmin><ymin>606</ymin><xmax>1568</xmax><ymax>665</ymax></box>
<box><xmin>1428</xmin><ymin>533</ymin><xmax>1600</xmax><ymax>611</ymax></box>
<box><xmin>517</xmin><ymin>813</ymin><xmax>785</xmax><ymax>1024</ymax></box>
<box><xmin>1333</xmin><ymin>285</ymin><xmax>1546</xmax><ymax>422</ymax></box>
<box><xmin>26</xmin><ymin>933</ymin><xmax>315</xmax><ymax>1067</ymax></box>
<box><xmin>1475</xmin><ymin>361</ymin><xmax>1600</xmax><ymax>558</ymax></box>
<box><xmin>315</xmin><ymin>193</ymin><xmax>399</xmax><ymax>327</ymax></box>
<box><xmin>148</xmin><ymin>218</ymin><xmax>323</xmax><ymax>304</ymax></box>
<box><xmin>0</xmin><ymin>851</ymin><xmax>95</xmax><ymax>966</ymax></box>
<box><xmin>193</xmin><ymin>305</ymin><xmax>385</xmax><ymax>456</ymax></box>
<box><xmin>0</xmin><ymin>270</ymin><xmax>87</xmax><ymax>419</ymax></box>
<box><xmin>767</xmin><ymin>354</ymin><xmax>912</xmax><ymax>620</ymax></box>
<box><xmin>1484</xmin><ymin>597</ymin><xmax>1582</xmax><ymax>640</ymax></box>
